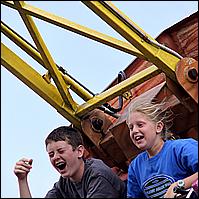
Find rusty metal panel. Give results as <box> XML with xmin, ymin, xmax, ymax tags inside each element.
<box><xmin>163</xmin><ymin>12</ymin><xmax>198</xmax><ymax>61</ymax></box>
<box><xmin>106</xmin><ymin>11</ymin><xmax>198</xmax><ymax>126</ymax></box>
<box><xmin>100</xmin><ymin>12</ymin><xmax>198</xmax><ymax>166</ymax></box>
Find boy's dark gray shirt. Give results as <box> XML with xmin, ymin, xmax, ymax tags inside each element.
<box><xmin>45</xmin><ymin>158</ymin><xmax>126</xmax><ymax>198</ymax></box>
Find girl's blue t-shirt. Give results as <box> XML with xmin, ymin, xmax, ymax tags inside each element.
<box><xmin>127</xmin><ymin>138</ymin><xmax>198</xmax><ymax>198</ymax></box>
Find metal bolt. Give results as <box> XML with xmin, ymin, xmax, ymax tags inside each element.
<box><xmin>188</xmin><ymin>68</ymin><xmax>198</xmax><ymax>82</ymax></box>
<box><xmin>91</xmin><ymin>117</ymin><xmax>103</xmax><ymax>133</ymax></box>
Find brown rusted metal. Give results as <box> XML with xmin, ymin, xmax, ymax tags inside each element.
<box><xmin>81</xmin><ymin>109</ymin><xmax>112</xmax><ymax>145</ymax></box>
<box><xmin>82</xmin><ymin>12</ymin><xmax>198</xmax><ymax>173</ymax></box>
<box><xmin>97</xmin><ymin>12</ymin><xmax>198</xmax><ymax>169</ymax></box>
<box><xmin>176</xmin><ymin>57</ymin><xmax>198</xmax><ymax>103</ymax></box>
<box><xmin>105</xmin><ymin>11</ymin><xmax>198</xmax><ymax>134</ymax></box>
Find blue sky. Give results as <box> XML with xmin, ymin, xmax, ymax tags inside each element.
<box><xmin>1</xmin><ymin>1</ymin><xmax>198</xmax><ymax>198</ymax></box>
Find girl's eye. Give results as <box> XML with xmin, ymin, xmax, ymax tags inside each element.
<box><xmin>137</xmin><ymin>123</ymin><xmax>143</xmax><ymax>128</ymax></box>
<box><xmin>128</xmin><ymin>125</ymin><xmax>134</xmax><ymax>130</ymax></box>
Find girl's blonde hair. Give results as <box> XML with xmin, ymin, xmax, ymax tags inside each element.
<box><xmin>127</xmin><ymin>97</ymin><xmax>175</xmax><ymax>140</ymax></box>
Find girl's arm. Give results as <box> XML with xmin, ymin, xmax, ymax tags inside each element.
<box><xmin>164</xmin><ymin>172</ymin><xmax>198</xmax><ymax>198</ymax></box>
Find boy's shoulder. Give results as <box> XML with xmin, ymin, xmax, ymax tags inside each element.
<box><xmin>85</xmin><ymin>158</ymin><xmax>111</xmax><ymax>172</ymax></box>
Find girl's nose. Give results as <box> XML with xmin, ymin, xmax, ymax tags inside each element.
<box><xmin>131</xmin><ymin>126</ymin><xmax>138</xmax><ymax>133</ymax></box>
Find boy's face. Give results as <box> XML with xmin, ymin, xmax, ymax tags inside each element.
<box><xmin>127</xmin><ymin>111</ymin><xmax>163</xmax><ymax>151</ymax></box>
<box><xmin>46</xmin><ymin>140</ymin><xmax>84</xmax><ymax>180</ymax></box>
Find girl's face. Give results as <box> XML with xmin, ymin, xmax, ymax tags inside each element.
<box><xmin>127</xmin><ymin>111</ymin><xmax>163</xmax><ymax>151</ymax></box>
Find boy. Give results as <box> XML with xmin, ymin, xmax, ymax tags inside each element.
<box><xmin>14</xmin><ymin>126</ymin><xmax>126</xmax><ymax>198</ymax></box>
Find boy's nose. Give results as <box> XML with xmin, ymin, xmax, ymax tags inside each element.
<box><xmin>52</xmin><ymin>152</ymin><xmax>61</xmax><ymax>160</ymax></box>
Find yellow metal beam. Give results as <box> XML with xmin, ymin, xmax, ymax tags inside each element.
<box><xmin>1</xmin><ymin>1</ymin><xmax>185</xmax><ymax>123</ymax></box>
<box><xmin>75</xmin><ymin>65</ymin><xmax>161</xmax><ymax>117</ymax></box>
<box><xmin>13</xmin><ymin>1</ymin><xmax>77</xmax><ymax>111</ymax></box>
<box><xmin>1</xmin><ymin>42</ymin><xmax>81</xmax><ymax>128</ymax></box>
<box><xmin>1</xmin><ymin>18</ymin><xmax>162</xmax><ymax>119</ymax></box>
<box><xmin>82</xmin><ymin>1</ymin><xmax>181</xmax><ymax>82</ymax></box>
<box><xmin>1</xmin><ymin>1</ymin><xmax>145</xmax><ymax>59</ymax></box>
<box><xmin>1</xmin><ymin>21</ymin><xmax>42</xmax><ymax>66</ymax></box>
<box><xmin>1</xmin><ymin>21</ymin><xmax>94</xmax><ymax>102</ymax></box>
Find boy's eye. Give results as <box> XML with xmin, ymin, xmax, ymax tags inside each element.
<box><xmin>49</xmin><ymin>153</ymin><xmax>54</xmax><ymax>158</ymax></box>
<box><xmin>58</xmin><ymin>148</ymin><xmax>67</xmax><ymax>154</ymax></box>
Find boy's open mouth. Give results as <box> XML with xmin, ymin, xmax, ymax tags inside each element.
<box><xmin>56</xmin><ymin>162</ymin><xmax>66</xmax><ymax>170</ymax></box>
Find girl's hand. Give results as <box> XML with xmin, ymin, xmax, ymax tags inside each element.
<box><xmin>164</xmin><ymin>182</ymin><xmax>178</xmax><ymax>198</ymax></box>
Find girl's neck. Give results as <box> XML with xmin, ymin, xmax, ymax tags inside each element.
<box><xmin>147</xmin><ymin>139</ymin><xmax>164</xmax><ymax>158</ymax></box>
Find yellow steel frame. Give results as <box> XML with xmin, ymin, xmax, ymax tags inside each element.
<box><xmin>1</xmin><ymin>1</ymin><xmax>183</xmax><ymax>127</ymax></box>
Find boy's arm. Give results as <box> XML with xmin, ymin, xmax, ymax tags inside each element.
<box><xmin>18</xmin><ymin>178</ymin><xmax>32</xmax><ymax>198</ymax></box>
<box><xmin>14</xmin><ymin>158</ymin><xmax>33</xmax><ymax>198</ymax></box>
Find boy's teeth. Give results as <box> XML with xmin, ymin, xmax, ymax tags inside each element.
<box><xmin>56</xmin><ymin>162</ymin><xmax>64</xmax><ymax>166</ymax></box>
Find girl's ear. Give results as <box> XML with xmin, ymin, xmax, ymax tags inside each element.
<box><xmin>156</xmin><ymin>121</ymin><xmax>164</xmax><ymax>134</ymax></box>
<box><xmin>77</xmin><ymin>145</ymin><xmax>85</xmax><ymax>159</ymax></box>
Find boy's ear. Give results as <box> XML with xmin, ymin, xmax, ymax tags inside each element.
<box><xmin>77</xmin><ymin>145</ymin><xmax>85</xmax><ymax>159</ymax></box>
<box><xmin>156</xmin><ymin>121</ymin><xmax>164</xmax><ymax>134</ymax></box>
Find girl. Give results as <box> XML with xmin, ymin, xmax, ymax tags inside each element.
<box><xmin>126</xmin><ymin>99</ymin><xmax>198</xmax><ymax>198</ymax></box>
